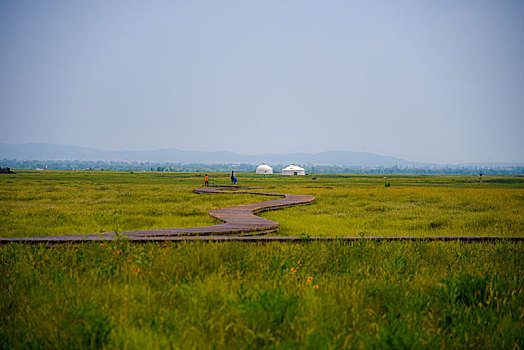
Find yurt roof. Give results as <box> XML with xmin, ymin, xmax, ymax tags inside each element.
<box><xmin>283</xmin><ymin>164</ymin><xmax>304</xmax><ymax>171</ymax></box>
<box><xmin>256</xmin><ymin>163</ymin><xmax>273</xmax><ymax>171</ymax></box>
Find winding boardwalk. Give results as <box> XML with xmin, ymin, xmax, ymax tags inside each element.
<box><xmin>0</xmin><ymin>186</ymin><xmax>315</xmax><ymax>243</ymax></box>
<box><xmin>0</xmin><ymin>185</ymin><xmax>521</xmax><ymax>244</ymax></box>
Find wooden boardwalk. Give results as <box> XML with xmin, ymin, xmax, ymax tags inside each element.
<box><xmin>0</xmin><ymin>185</ymin><xmax>521</xmax><ymax>244</ymax></box>
<box><xmin>0</xmin><ymin>186</ymin><xmax>315</xmax><ymax>243</ymax></box>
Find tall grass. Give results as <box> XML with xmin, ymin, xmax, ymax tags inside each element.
<box><xmin>1</xmin><ymin>171</ymin><xmax>523</xmax><ymax>348</ymax></box>
<box><xmin>266</xmin><ymin>186</ymin><xmax>524</xmax><ymax>237</ymax></box>
<box><xmin>0</xmin><ymin>171</ymin><xmax>265</xmax><ymax>238</ymax></box>
<box><xmin>1</xmin><ymin>171</ymin><xmax>522</xmax><ymax>238</ymax></box>
<box><xmin>1</xmin><ymin>241</ymin><xmax>522</xmax><ymax>349</ymax></box>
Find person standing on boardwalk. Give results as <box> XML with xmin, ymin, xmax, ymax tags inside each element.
<box><xmin>205</xmin><ymin>174</ymin><xmax>209</xmax><ymax>186</ymax></box>
<box><xmin>231</xmin><ymin>171</ymin><xmax>237</xmax><ymax>185</ymax></box>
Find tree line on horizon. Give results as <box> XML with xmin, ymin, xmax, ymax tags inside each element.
<box><xmin>1</xmin><ymin>159</ymin><xmax>523</xmax><ymax>175</ymax></box>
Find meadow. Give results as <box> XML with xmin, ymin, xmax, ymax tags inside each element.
<box><xmin>1</xmin><ymin>171</ymin><xmax>523</xmax><ymax>349</ymax></box>
<box><xmin>1</xmin><ymin>171</ymin><xmax>522</xmax><ymax>238</ymax></box>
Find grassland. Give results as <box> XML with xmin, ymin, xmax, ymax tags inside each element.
<box><xmin>1</xmin><ymin>241</ymin><xmax>522</xmax><ymax>349</ymax></box>
<box><xmin>1</xmin><ymin>171</ymin><xmax>523</xmax><ymax>349</ymax></box>
<box><xmin>1</xmin><ymin>170</ymin><xmax>522</xmax><ymax>238</ymax></box>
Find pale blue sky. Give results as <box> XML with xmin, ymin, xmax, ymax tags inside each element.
<box><xmin>1</xmin><ymin>0</ymin><xmax>523</xmax><ymax>163</ymax></box>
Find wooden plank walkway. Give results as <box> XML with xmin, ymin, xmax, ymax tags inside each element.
<box><xmin>1</xmin><ymin>185</ymin><xmax>522</xmax><ymax>244</ymax></box>
<box><xmin>0</xmin><ymin>186</ymin><xmax>315</xmax><ymax>243</ymax></box>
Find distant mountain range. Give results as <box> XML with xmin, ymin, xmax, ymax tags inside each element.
<box><xmin>0</xmin><ymin>143</ymin><xmax>428</xmax><ymax>167</ymax></box>
<box><xmin>0</xmin><ymin>143</ymin><xmax>521</xmax><ymax>168</ymax></box>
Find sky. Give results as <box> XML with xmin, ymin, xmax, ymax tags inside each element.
<box><xmin>1</xmin><ymin>0</ymin><xmax>523</xmax><ymax>164</ymax></box>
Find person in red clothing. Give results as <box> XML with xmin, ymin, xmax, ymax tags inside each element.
<box><xmin>204</xmin><ymin>174</ymin><xmax>209</xmax><ymax>186</ymax></box>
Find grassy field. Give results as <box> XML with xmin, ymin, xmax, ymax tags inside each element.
<box><xmin>1</xmin><ymin>171</ymin><xmax>523</xmax><ymax>348</ymax></box>
<box><xmin>0</xmin><ymin>170</ymin><xmax>522</xmax><ymax>238</ymax></box>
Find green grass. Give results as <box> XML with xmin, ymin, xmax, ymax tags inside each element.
<box><xmin>0</xmin><ymin>171</ymin><xmax>522</xmax><ymax>238</ymax></box>
<box><xmin>0</xmin><ymin>171</ymin><xmax>266</xmax><ymax>238</ymax></box>
<box><xmin>268</xmin><ymin>185</ymin><xmax>523</xmax><ymax>237</ymax></box>
<box><xmin>1</xmin><ymin>241</ymin><xmax>522</xmax><ymax>349</ymax></box>
<box><xmin>1</xmin><ymin>171</ymin><xmax>523</xmax><ymax>348</ymax></box>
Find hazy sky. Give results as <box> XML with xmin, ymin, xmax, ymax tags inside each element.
<box><xmin>1</xmin><ymin>1</ymin><xmax>523</xmax><ymax>163</ymax></box>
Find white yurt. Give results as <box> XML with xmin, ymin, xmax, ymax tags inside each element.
<box><xmin>256</xmin><ymin>163</ymin><xmax>273</xmax><ymax>174</ymax></box>
<box><xmin>282</xmin><ymin>164</ymin><xmax>305</xmax><ymax>176</ymax></box>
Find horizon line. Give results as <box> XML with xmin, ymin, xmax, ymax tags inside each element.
<box><xmin>1</xmin><ymin>142</ymin><xmax>523</xmax><ymax>166</ymax></box>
